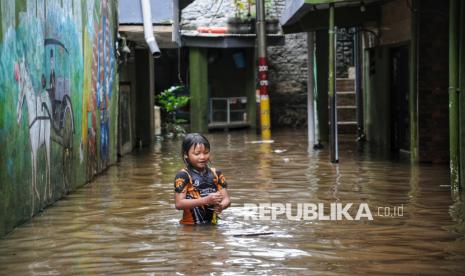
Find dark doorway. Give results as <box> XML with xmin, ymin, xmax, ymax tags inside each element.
<box><xmin>390</xmin><ymin>45</ymin><xmax>410</xmax><ymax>153</ymax></box>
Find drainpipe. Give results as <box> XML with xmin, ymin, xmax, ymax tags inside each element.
<box><xmin>450</xmin><ymin>0</ymin><xmax>460</xmax><ymax>191</ymax></box>
<box><xmin>307</xmin><ymin>32</ymin><xmax>316</xmax><ymax>150</ymax></box>
<box><xmin>329</xmin><ymin>4</ymin><xmax>338</xmax><ymax>163</ymax></box>
<box><xmin>141</xmin><ymin>0</ymin><xmax>161</xmax><ymax>58</ymax></box>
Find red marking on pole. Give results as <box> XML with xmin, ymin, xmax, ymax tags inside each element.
<box><xmin>258</xmin><ymin>58</ymin><xmax>268</xmax><ymax>96</ymax></box>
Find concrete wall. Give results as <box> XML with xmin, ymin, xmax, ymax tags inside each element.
<box><xmin>379</xmin><ymin>0</ymin><xmax>411</xmax><ymax>46</ymax></box>
<box><xmin>0</xmin><ymin>0</ymin><xmax>119</xmax><ymax>237</ymax></box>
<box><xmin>209</xmin><ymin>49</ymin><xmax>252</xmax><ymax>98</ymax></box>
<box><xmin>363</xmin><ymin>0</ymin><xmax>449</xmax><ymax>163</ymax></box>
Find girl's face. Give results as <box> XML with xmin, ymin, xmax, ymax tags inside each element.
<box><xmin>186</xmin><ymin>143</ymin><xmax>210</xmax><ymax>171</ymax></box>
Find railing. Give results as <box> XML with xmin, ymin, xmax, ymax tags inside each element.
<box><xmin>209</xmin><ymin>97</ymin><xmax>247</xmax><ymax>125</ymax></box>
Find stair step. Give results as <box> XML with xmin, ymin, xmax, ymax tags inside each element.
<box><xmin>336</xmin><ymin>78</ymin><xmax>355</xmax><ymax>91</ymax></box>
<box><xmin>330</xmin><ymin>121</ymin><xmax>357</xmax><ymax>134</ymax></box>
<box><xmin>337</xmin><ymin>121</ymin><xmax>357</xmax><ymax>125</ymax></box>
<box><xmin>337</xmin><ymin>91</ymin><xmax>356</xmax><ymax>95</ymax></box>
<box><xmin>337</xmin><ymin>108</ymin><xmax>356</xmax><ymax>121</ymax></box>
<box><xmin>339</xmin><ymin>125</ymin><xmax>357</xmax><ymax>134</ymax></box>
<box><xmin>336</xmin><ymin>92</ymin><xmax>356</xmax><ymax>105</ymax></box>
<box><xmin>337</xmin><ymin>105</ymin><xmax>356</xmax><ymax>109</ymax></box>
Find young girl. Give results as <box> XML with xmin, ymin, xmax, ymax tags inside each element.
<box><xmin>174</xmin><ymin>133</ymin><xmax>231</xmax><ymax>225</ymax></box>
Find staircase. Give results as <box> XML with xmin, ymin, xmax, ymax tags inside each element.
<box><xmin>335</xmin><ymin>78</ymin><xmax>357</xmax><ymax>134</ymax></box>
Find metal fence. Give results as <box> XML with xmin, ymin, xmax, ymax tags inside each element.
<box><xmin>209</xmin><ymin>97</ymin><xmax>247</xmax><ymax>125</ymax></box>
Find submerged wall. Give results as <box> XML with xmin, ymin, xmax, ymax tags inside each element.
<box><xmin>0</xmin><ymin>0</ymin><xmax>119</xmax><ymax>237</ymax></box>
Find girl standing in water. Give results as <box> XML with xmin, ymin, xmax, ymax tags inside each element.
<box><xmin>174</xmin><ymin>133</ymin><xmax>230</xmax><ymax>225</ymax></box>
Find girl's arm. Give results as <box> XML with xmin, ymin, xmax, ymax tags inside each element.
<box><xmin>174</xmin><ymin>191</ymin><xmax>223</xmax><ymax>210</ymax></box>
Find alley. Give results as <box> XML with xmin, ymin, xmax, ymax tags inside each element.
<box><xmin>0</xmin><ymin>130</ymin><xmax>464</xmax><ymax>275</ymax></box>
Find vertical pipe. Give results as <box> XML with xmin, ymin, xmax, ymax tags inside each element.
<box><xmin>409</xmin><ymin>0</ymin><xmax>419</xmax><ymax>163</ymax></box>
<box><xmin>449</xmin><ymin>0</ymin><xmax>460</xmax><ymax>191</ymax></box>
<box><xmin>460</xmin><ymin>0</ymin><xmax>465</xmax><ymax>192</ymax></box>
<box><xmin>354</xmin><ymin>27</ymin><xmax>365</xmax><ymax>141</ymax></box>
<box><xmin>313</xmin><ymin>46</ymin><xmax>322</xmax><ymax>148</ymax></box>
<box><xmin>227</xmin><ymin>98</ymin><xmax>231</xmax><ymax>124</ymax></box>
<box><xmin>256</xmin><ymin>0</ymin><xmax>271</xmax><ymax>139</ymax></box>
<box><xmin>141</xmin><ymin>0</ymin><xmax>161</xmax><ymax>58</ymax></box>
<box><xmin>329</xmin><ymin>4</ymin><xmax>338</xmax><ymax>163</ymax></box>
<box><xmin>307</xmin><ymin>32</ymin><xmax>316</xmax><ymax>150</ymax></box>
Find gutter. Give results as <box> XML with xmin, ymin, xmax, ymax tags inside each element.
<box><xmin>141</xmin><ymin>0</ymin><xmax>161</xmax><ymax>58</ymax></box>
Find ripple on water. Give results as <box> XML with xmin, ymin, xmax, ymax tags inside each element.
<box><xmin>0</xmin><ymin>130</ymin><xmax>464</xmax><ymax>275</ymax></box>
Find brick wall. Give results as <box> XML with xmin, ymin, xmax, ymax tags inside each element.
<box><xmin>417</xmin><ymin>0</ymin><xmax>449</xmax><ymax>163</ymax></box>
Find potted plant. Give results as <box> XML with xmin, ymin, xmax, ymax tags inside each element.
<box><xmin>156</xmin><ymin>85</ymin><xmax>190</xmax><ymax>137</ymax></box>
<box><xmin>264</xmin><ymin>0</ymin><xmax>279</xmax><ymax>34</ymax></box>
<box><xmin>228</xmin><ymin>0</ymin><xmax>255</xmax><ymax>34</ymax></box>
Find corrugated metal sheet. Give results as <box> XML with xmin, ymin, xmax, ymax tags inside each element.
<box><xmin>119</xmin><ymin>0</ymin><xmax>173</xmax><ymax>24</ymax></box>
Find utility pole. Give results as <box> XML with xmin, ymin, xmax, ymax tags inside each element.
<box><xmin>256</xmin><ymin>0</ymin><xmax>271</xmax><ymax>139</ymax></box>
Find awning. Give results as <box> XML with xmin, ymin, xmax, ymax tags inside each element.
<box><xmin>181</xmin><ymin>32</ymin><xmax>285</xmax><ymax>48</ymax></box>
<box><xmin>280</xmin><ymin>0</ymin><xmax>388</xmax><ymax>33</ymax></box>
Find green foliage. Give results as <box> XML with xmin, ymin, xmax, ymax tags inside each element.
<box><xmin>234</xmin><ymin>0</ymin><xmax>274</xmax><ymax>19</ymax></box>
<box><xmin>234</xmin><ymin>0</ymin><xmax>256</xmax><ymax>19</ymax></box>
<box><xmin>156</xmin><ymin>85</ymin><xmax>189</xmax><ymax>113</ymax></box>
<box><xmin>156</xmin><ymin>86</ymin><xmax>190</xmax><ymax>136</ymax></box>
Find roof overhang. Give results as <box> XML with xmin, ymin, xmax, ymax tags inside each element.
<box><xmin>181</xmin><ymin>32</ymin><xmax>285</xmax><ymax>48</ymax></box>
<box><xmin>119</xmin><ymin>25</ymin><xmax>177</xmax><ymax>49</ymax></box>
<box><xmin>118</xmin><ymin>0</ymin><xmax>194</xmax><ymax>48</ymax></box>
<box><xmin>280</xmin><ymin>0</ymin><xmax>388</xmax><ymax>33</ymax></box>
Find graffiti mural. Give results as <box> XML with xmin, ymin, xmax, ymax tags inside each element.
<box><xmin>0</xmin><ymin>0</ymin><xmax>118</xmax><ymax>236</ymax></box>
<box><xmin>87</xmin><ymin>0</ymin><xmax>116</xmax><ymax>180</ymax></box>
<box><xmin>14</xmin><ymin>58</ymin><xmax>52</xmax><ymax>214</ymax></box>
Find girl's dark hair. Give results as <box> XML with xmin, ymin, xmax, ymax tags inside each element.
<box><xmin>181</xmin><ymin>133</ymin><xmax>210</xmax><ymax>166</ymax></box>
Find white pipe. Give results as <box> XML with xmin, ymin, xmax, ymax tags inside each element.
<box><xmin>307</xmin><ymin>32</ymin><xmax>315</xmax><ymax>151</ymax></box>
<box><xmin>141</xmin><ymin>0</ymin><xmax>161</xmax><ymax>58</ymax></box>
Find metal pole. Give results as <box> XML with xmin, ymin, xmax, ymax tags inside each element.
<box><xmin>459</xmin><ymin>0</ymin><xmax>465</xmax><ymax>192</ymax></box>
<box><xmin>329</xmin><ymin>4</ymin><xmax>338</xmax><ymax>163</ymax></box>
<box><xmin>256</xmin><ymin>0</ymin><xmax>271</xmax><ymax>139</ymax></box>
<box><xmin>409</xmin><ymin>0</ymin><xmax>419</xmax><ymax>163</ymax></box>
<box><xmin>307</xmin><ymin>32</ymin><xmax>316</xmax><ymax>151</ymax></box>
<box><xmin>450</xmin><ymin>0</ymin><xmax>460</xmax><ymax>191</ymax></box>
<box><xmin>354</xmin><ymin>26</ymin><xmax>365</xmax><ymax>141</ymax></box>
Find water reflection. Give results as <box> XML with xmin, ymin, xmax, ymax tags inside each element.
<box><xmin>0</xmin><ymin>129</ymin><xmax>464</xmax><ymax>275</ymax></box>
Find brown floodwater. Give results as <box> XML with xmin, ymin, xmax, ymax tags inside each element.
<box><xmin>0</xmin><ymin>130</ymin><xmax>464</xmax><ymax>275</ymax></box>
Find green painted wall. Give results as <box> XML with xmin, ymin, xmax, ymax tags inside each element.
<box><xmin>364</xmin><ymin>47</ymin><xmax>391</xmax><ymax>148</ymax></box>
<box><xmin>0</xmin><ymin>0</ymin><xmax>119</xmax><ymax>237</ymax></box>
<box><xmin>315</xmin><ymin>30</ymin><xmax>329</xmax><ymax>142</ymax></box>
<box><xmin>189</xmin><ymin>47</ymin><xmax>209</xmax><ymax>133</ymax></box>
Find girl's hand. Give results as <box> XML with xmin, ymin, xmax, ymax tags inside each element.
<box><xmin>214</xmin><ymin>189</ymin><xmax>231</xmax><ymax>214</ymax></box>
<box><xmin>214</xmin><ymin>203</ymin><xmax>226</xmax><ymax>214</ymax></box>
<box><xmin>205</xmin><ymin>192</ymin><xmax>223</xmax><ymax>205</ymax></box>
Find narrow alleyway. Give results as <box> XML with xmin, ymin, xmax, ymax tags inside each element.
<box><xmin>0</xmin><ymin>130</ymin><xmax>464</xmax><ymax>275</ymax></box>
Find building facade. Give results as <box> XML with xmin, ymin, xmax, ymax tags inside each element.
<box><xmin>0</xmin><ymin>0</ymin><xmax>119</xmax><ymax>237</ymax></box>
